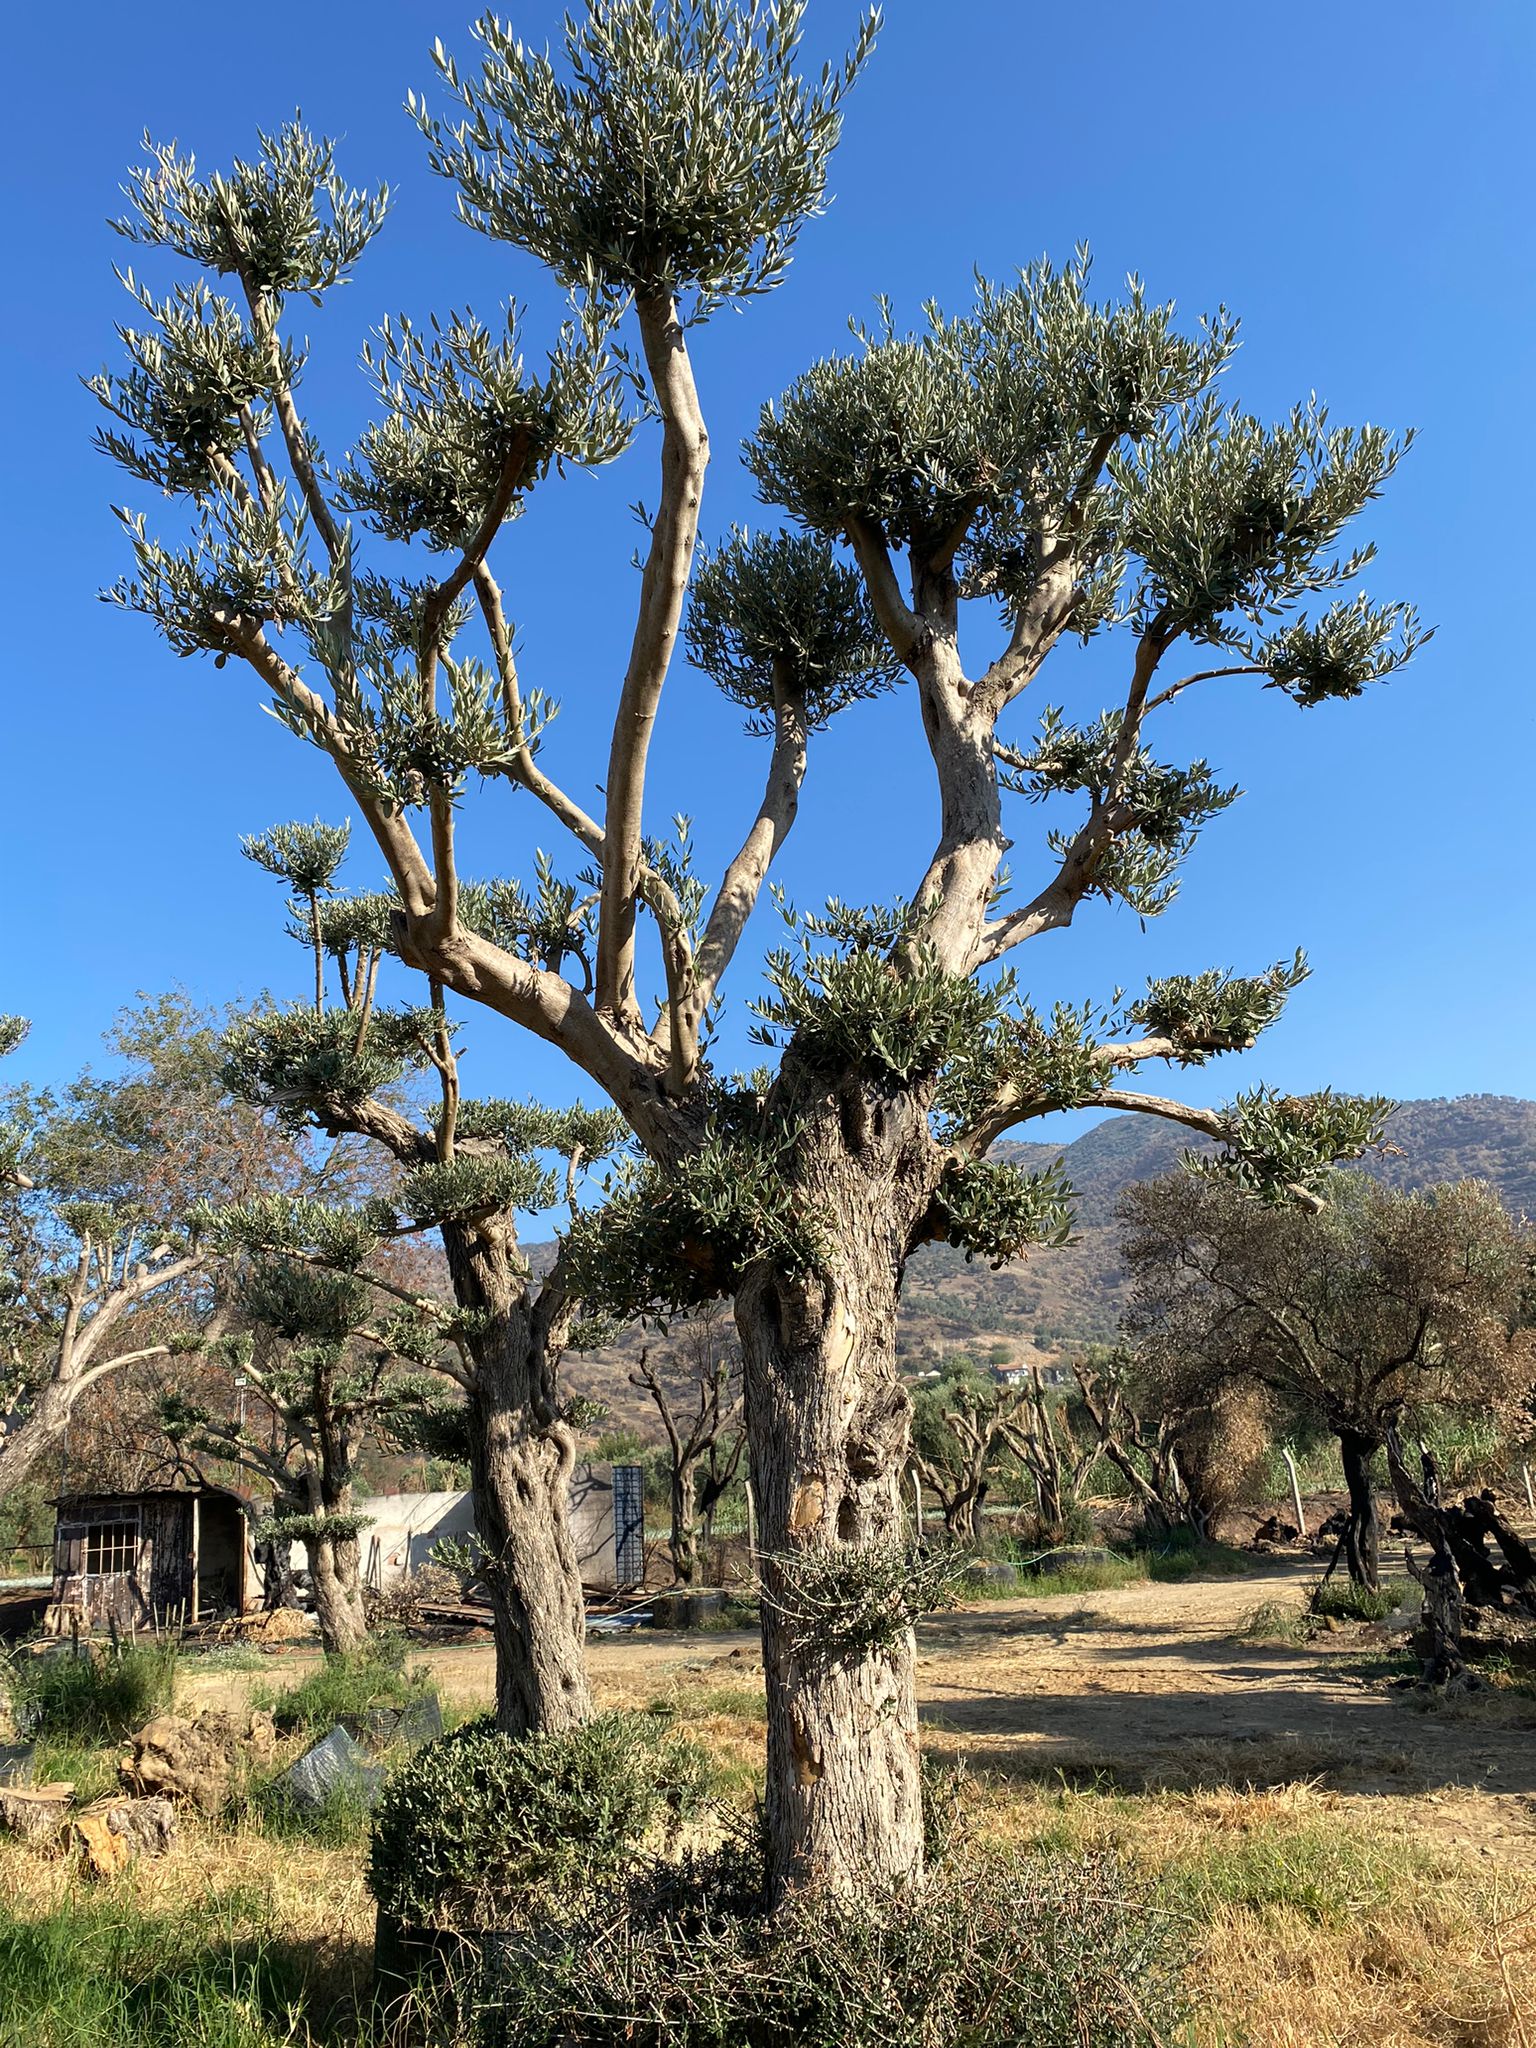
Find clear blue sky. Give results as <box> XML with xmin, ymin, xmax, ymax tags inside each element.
<box><xmin>3</xmin><ymin>0</ymin><xmax>1533</xmax><ymax>1135</ymax></box>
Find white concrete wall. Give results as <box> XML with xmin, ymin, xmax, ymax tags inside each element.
<box><xmin>280</xmin><ymin>1463</ymin><xmax>644</xmax><ymax>1597</ymax></box>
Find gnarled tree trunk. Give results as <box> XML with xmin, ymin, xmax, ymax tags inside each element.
<box><xmin>734</xmin><ymin>1071</ymin><xmax>936</xmax><ymax>1900</ymax></box>
<box><xmin>442</xmin><ymin>1220</ymin><xmax>592</xmax><ymax>1737</ymax></box>
<box><xmin>305</xmin><ymin>1524</ymin><xmax>368</xmax><ymax>1656</ymax></box>
<box><xmin>1337</xmin><ymin>1429</ymin><xmax>1381</xmax><ymax>1590</ymax></box>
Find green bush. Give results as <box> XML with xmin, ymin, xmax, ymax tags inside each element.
<box><xmin>3</xmin><ymin>1640</ymin><xmax>177</xmax><ymax>1742</ymax></box>
<box><xmin>253</xmin><ymin>1638</ymin><xmax>428</xmax><ymax>1736</ymax></box>
<box><xmin>460</xmin><ymin>1844</ymin><xmax>1191</xmax><ymax>2047</ymax></box>
<box><xmin>368</xmin><ymin>1711</ymin><xmax>710</xmax><ymax>1932</ymax></box>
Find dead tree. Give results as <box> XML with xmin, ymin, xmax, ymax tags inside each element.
<box><xmin>1000</xmin><ymin>1369</ymin><xmax>1104</xmax><ymax>1547</ymax></box>
<box><xmin>630</xmin><ymin>1309</ymin><xmax>744</xmax><ymax>1585</ymax></box>
<box><xmin>1072</xmin><ymin>1357</ymin><xmax>1196</xmax><ymax>1535</ymax></box>
<box><xmin>1387</xmin><ymin>1424</ymin><xmax>1536</xmax><ymax>1631</ymax></box>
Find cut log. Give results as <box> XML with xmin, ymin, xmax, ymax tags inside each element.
<box><xmin>72</xmin><ymin>1796</ymin><xmax>177</xmax><ymax>1878</ymax></box>
<box><xmin>0</xmin><ymin>1782</ymin><xmax>75</xmax><ymax>1845</ymax></box>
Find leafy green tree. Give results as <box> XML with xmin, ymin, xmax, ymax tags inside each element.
<box><xmin>1119</xmin><ymin>1174</ymin><xmax>1535</xmax><ymax>1587</ymax></box>
<box><xmin>97</xmin><ymin>3</ymin><xmax>1422</xmax><ymax>1897</ymax></box>
<box><xmin>0</xmin><ymin>997</ymin><xmax>300</xmax><ymax>1504</ymax></box>
<box><xmin>210</xmin><ymin>819</ymin><xmax>627</xmax><ymax>1725</ymax></box>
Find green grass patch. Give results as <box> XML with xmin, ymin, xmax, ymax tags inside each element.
<box><xmin>27</xmin><ymin>1735</ymin><xmax>122</xmax><ymax>1804</ymax></box>
<box><xmin>1017</xmin><ymin>1556</ymin><xmax>1144</xmax><ymax>1596</ymax></box>
<box><xmin>1309</xmin><ymin>1576</ymin><xmax>1411</xmax><ymax>1624</ymax></box>
<box><xmin>1159</xmin><ymin>1817</ymin><xmax>1424</xmax><ymax>1929</ymax></box>
<box><xmin>1142</xmin><ymin>1537</ymin><xmax>1253</xmax><ymax>1582</ymax></box>
<box><xmin>3</xmin><ymin>1640</ymin><xmax>177</xmax><ymax>1742</ymax></box>
<box><xmin>248</xmin><ymin>1771</ymin><xmax>381</xmax><ymax>1851</ymax></box>
<box><xmin>251</xmin><ymin>1640</ymin><xmax>431</xmax><ymax>1737</ymax></box>
<box><xmin>670</xmin><ymin>1684</ymin><xmax>766</xmax><ymax>1722</ymax></box>
<box><xmin>1230</xmin><ymin>1599</ymin><xmax>1311</xmax><ymax>1645</ymax></box>
<box><xmin>0</xmin><ymin>1889</ymin><xmax>366</xmax><ymax>2047</ymax></box>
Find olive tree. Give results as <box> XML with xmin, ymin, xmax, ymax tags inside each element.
<box><xmin>163</xmin><ymin>1262</ymin><xmax>445</xmax><ymax>1655</ymax></box>
<box><xmin>1119</xmin><ymin>1173</ymin><xmax>1535</xmax><ymax>1588</ymax></box>
<box><xmin>97</xmin><ymin>3</ymin><xmax>1422</xmax><ymax>1896</ymax></box>
<box><xmin>211</xmin><ymin>820</ymin><xmax>626</xmax><ymax>1725</ymax></box>
<box><xmin>0</xmin><ymin>998</ymin><xmax>294</xmax><ymax>1504</ymax></box>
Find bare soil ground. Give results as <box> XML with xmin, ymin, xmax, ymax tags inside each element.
<box><xmin>180</xmin><ymin>1554</ymin><xmax>1536</xmax><ymax>1861</ymax></box>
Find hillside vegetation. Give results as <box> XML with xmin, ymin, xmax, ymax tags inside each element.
<box><xmin>559</xmin><ymin>1097</ymin><xmax>1536</xmax><ymax>1408</ymax></box>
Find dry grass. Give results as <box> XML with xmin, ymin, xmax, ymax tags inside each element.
<box><xmin>0</xmin><ymin>1806</ymin><xmax>373</xmax><ymax>1956</ymax></box>
<box><xmin>5</xmin><ymin>1592</ymin><xmax>1535</xmax><ymax>2048</ymax></box>
<box><xmin>942</xmin><ymin>1772</ymin><xmax>1536</xmax><ymax>2048</ymax></box>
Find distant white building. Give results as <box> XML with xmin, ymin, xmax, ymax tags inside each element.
<box><xmin>996</xmin><ymin>1363</ymin><xmax>1068</xmax><ymax>1388</ymax></box>
<box><xmin>288</xmin><ymin>1462</ymin><xmax>645</xmax><ymax>1596</ymax></box>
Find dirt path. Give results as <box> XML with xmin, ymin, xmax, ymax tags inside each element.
<box><xmin>183</xmin><ymin>1560</ymin><xmax>1536</xmax><ymax>1860</ymax></box>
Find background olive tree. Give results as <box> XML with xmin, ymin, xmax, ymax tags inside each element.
<box><xmin>97</xmin><ymin>1</ymin><xmax>1424</xmax><ymax>1898</ymax></box>
<box><xmin>209</xmin><ymin>819</ymin><xmax>628</xmax><ymax>1724</ymax></box>
<box><xmin>1119</xmin><ymin>1172</ymin><xmax>1535</xmax><ymax>1588</ymax></box>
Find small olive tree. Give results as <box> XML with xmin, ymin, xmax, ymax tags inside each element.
<box><xmin>1119</xmin><ymin>1173</ymin><xmax>1535</xmax><ymax>1588</ymax></box>
<box><xmin>98</xmin><ymin>3</ymin><xmax>1423</xmax><ymax>1897</ymax></box>
<box><xmin>212</xmin><ymin>820</ymin><xmax>627</xmax><ymax>1726</ymax></box>
<box><xmin>164</xmin><ymin>1268</ymin><xmax>442</xmax><ymax>1654</ymax></box>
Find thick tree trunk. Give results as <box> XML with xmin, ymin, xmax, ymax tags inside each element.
<box><xmin>442</xmin><ymin>1220</ymin><xmax>592</xmax><ymax>1737</ymax></box>
<box><xmin>305</xmin><ymin>1528</ymin><xmax>368</xmax><ymax>1656</ymax></box>
<box><xmin>734</xmin><ymin>1071</ymin><xmax>937</xmax><ymax>1900</ymax></box>
<box><xmin>1337</xmin><ymin>1430</ymin><xmax>1381</xmax><ymax>1590</ymax></box>
<box><xmin>0</xmin><ymin>1382</ymin><xmax>79</xmax><ymax>1508</ymax></box>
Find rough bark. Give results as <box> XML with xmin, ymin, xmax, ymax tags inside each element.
<box><xmin>305</xmin><ymin>1528</ymin><xmax>368</xmax><ymax>1657</ymax></box>
<box><xmin>668</xmin><ymin>1458</ymin><xmax>702</xmax><ymax>1585</ymax></box>
<box><xmin>1337</xmin><ymin>1429</ymin><xmax>1381</xmax><ymax>1591</ymax></box>
<box><xmin>0</xmin><ymin>1381</ymin><xmax>77</xmax><ymax>1507</ymax></box>
<box><xmin>734</xmin><ymin>1065</ymin><xmax>938</xmax><ymax>1899</ymax></box>
<box><xmin>441</xmin><ymin>1220</ymin><xmax>592</xmax><ymax>1737</ymax></box>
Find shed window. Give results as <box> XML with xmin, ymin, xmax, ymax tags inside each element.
<box><xmin>82</xmin><ymin>1520</ymin><xmax>139</xmax><ymax>1576</ymax></box>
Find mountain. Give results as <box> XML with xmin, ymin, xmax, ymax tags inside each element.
<box><xmin>896</xmin><ymin>1093</ymin><xmax>1536</xmax><ymax>1366</ymax></box>
<box><xmin>548</xmin><ymin>1094</ymin><xmax>1536</xmax><ymax>1415</ymax></box>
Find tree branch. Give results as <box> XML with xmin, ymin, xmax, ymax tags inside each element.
<box><xmin>673</xmin><ymin>667</ymin><xmax>810</xmax><ymax>1076</ymax></box>
<box><xmin>1145</xmin><ymin>664</ymin><xmax>1267</xmax><ymax>715</ymax></box>
<box><xmin>595</xmin><ymin>296</ymin><xmax>709</xmax><ymax>1026</ymax></box>
<box><xmin>846</xmin><ymin>514</ymin><xmax>922</xmax><ymax>665</ymax></box>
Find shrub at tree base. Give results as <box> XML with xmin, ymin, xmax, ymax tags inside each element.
<box><xmin>368</xmin><ymin>1712</ymin><xmax>710</xmax><ymax>1934</ymax></box>
<box><xmin>454</xmin><ymin>1843</ymin><xmax>1191</xmax><ymax>2048</ymax></box>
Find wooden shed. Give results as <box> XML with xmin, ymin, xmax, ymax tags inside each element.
<box><xmin>45</xmin><ymin>1486</ymin><xmax>252</xmax><ymax>1634</ymax></box>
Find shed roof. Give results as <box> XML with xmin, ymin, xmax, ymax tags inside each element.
<box><xmin>50</xmin><ymin>1483</ymin><xmax>251</xmax><ymax>1510</ymax></box>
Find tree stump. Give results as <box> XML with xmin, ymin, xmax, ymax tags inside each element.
<box><xmin>72</xmin><ymin>1796</ymin><xmax>177</xmax><ymax>1878</ymax></box>
<box><xmin>0</xmin><ymin>1782</ymin><xmax>75</xmax><ymax>1847</ymax></box>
